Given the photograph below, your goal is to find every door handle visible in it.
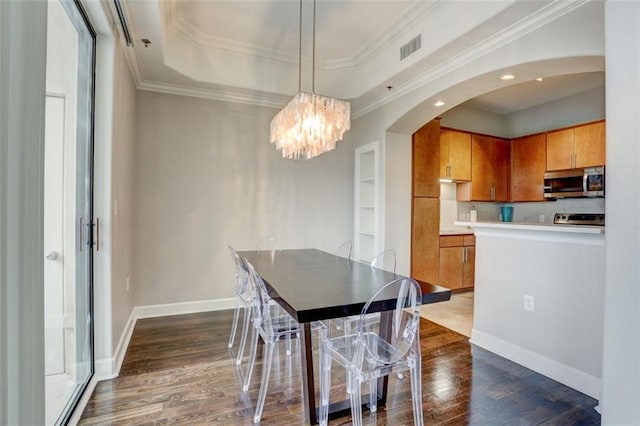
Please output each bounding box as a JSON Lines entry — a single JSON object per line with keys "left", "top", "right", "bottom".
{"left": 45, "top": 251, "right": 59, "bottom": 261}
{"left": 91, "top": 217, "right": 100, "bottom": 252}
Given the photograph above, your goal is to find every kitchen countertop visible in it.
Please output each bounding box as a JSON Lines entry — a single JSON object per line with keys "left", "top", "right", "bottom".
{"left": 454, "top": 221, "right": 605, "bottom": 235}
{"left": 440, "top": 228, "right": 474, "bottom": 236}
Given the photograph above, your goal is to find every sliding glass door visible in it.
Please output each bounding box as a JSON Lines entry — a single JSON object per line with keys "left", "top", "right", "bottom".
{"left": 44, "top": 0, "right": 95, "bottom": 424}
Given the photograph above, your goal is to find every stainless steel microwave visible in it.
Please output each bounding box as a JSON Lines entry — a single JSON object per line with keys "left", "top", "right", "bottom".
{"left": 543, "top": 166, "right": 605, "bottom": 199}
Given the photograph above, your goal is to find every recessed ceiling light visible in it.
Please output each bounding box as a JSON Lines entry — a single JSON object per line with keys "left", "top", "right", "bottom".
{"left": 535, "top": 77, "right": 544, "bottom": 82}
{"left": 500, "top": 74, "right": 516, "bottom": 81}
{"left": 434, "top": 100, "right": 445, "bottom": 107}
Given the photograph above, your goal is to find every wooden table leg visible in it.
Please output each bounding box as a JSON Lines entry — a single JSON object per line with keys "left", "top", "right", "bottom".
{"left": 300, "top": 322, "right": 318, "bottom": 425}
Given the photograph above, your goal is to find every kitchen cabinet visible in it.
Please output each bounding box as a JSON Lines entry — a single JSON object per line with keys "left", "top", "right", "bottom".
{"left": 457, "top": 134, "right": 510, "bottom": 202}
{"left": 440, "top": 128, "right": 471, "bottom": 181}
{"left": 413, "top": 119, "right": 441, "bottom": 198}
{"left": 412, "top": 197, "right": 440, "bottom": 284}
{"left": 439, "top": 234, "right": 475, "bottom": 290}
{"left": 546, "top": 120, "right": 605, "bottom": 171}
{"left": 411, "top": 119, "right": 441, "bottom": 284}
{"left": 511, "top": 133, "right": 546, "bottom": 201}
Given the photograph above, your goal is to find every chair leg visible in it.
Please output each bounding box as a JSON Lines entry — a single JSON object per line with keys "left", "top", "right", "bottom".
{"left": 349, "top": 370, "right": 363, "bottom": 426}
{"left": 253, "top": 341, "right": 275, "bottom": 423}
{"left": 369, "top": 376, "right": 377, "bottom": 413}
{"left": 228, "top": 300, "right": 241, "bottom": 348}
{"left": 410, "top": 357, "right": 424, "bottom": 426}
{"left": 285, "top": 316, "right": 292, "bottom": 355}
{"left": 235, "top": 305, "right": 251, "bottom": 365}
{"left": 243, "top": 326, "right": 259, "bottom": 391}
{"left": 318, "top": 344, "right": 332, "bottom": 426}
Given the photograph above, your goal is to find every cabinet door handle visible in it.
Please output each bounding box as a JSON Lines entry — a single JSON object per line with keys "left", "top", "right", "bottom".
{"left": 461, "top": 248, "right": 465, "bottom": 263}
{"left": 464, "top": 247, "right": 468, "bottom": 263}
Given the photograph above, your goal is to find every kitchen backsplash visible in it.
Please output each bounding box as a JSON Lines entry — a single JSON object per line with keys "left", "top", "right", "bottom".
{"left": 440, "top": 183, "right": 606, "bottom": 227}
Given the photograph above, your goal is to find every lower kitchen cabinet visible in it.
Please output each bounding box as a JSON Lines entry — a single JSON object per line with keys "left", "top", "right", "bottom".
{"left": 439, "top": 234, "right": 475, "bottom": 290}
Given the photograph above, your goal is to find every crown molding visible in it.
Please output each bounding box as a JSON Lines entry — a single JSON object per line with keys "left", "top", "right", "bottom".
{"left": 347, "top": 1, "right": 439, "bottom": 71}
{"left": 128, "top": 0, "right": 592, "bottom": 118}
{"left": 352, "top": 0, "right": 591, "bottom": 119}
{"left": 137, "top": 79, "right": 289, "bottom": 109}
{"left": 163, "top": 0, "right": 438, "bottom": 74}
{"left": 165, "top": 0, "right": 298, "bottom": 67}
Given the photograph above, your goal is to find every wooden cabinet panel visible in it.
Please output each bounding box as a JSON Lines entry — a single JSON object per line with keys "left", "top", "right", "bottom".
{"left": 411, "top": 197, "right": 439, "bottom": 284}
{"left": 546, "top": 128, "right": 574, "bottom": 171}
{"left": 511, "top": 134, "right": 546, "bottom": 201}
{"left": 462, "top": 246, "right": 475, "bottom": 287}
{"left": 439, "top": 247, "right": 463, "bottom": 289}
{"left": 469, "top": 134, "right": 493, "bottom": 201}
{"left": 493, "top": 139, "right": 511, "bottom": 201}
{"left": 440, "top": 235, "right": 464, "bottom": 247}
{"left": 574, "top": 121, "right": 605, "bottom": 167}
{"left": 459, "top": 134, "right": 510, "bottom": 201}
{"left": 413, "top": 120, "right": 441, "bottom": 198}
{"left": 546, "top": 121, "right": 606, "bottom": 171}
{"left": 438, "top": 234, "right": 475, "bottom": 290}
{"left": 440, "top": 129, "right": 471, "bottom": 181}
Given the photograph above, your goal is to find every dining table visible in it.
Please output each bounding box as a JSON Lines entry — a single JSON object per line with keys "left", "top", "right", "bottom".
{"left": 239, "top": 248, "right": 452, "bottom": 425}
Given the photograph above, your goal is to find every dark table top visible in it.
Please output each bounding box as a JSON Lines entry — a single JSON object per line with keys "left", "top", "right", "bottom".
{"left": 239, "top": 248, "right": 451, "bottom": 323}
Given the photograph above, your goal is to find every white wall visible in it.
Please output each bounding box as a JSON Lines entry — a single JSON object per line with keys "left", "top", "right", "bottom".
{"left": 507, "top": 86, "right": 605, "bottom": 137}
{"left": 472, "top": 230, "right": 605, "bottom": 398}
{"left": 384, "top": 132, "right": 412, "bottom": 275}
{"left": 440, "top": 106, "right": 509, "bottom": 137}
{"left": 441, "top": 85, "right": 605, "bottom": 140}
{"left": 110, "top": 40, "right": 137, "bottom": 353}
{"left": 601, "top": 1, "right": 640, "bottom": 423}
{"left": 132, "top": 91, "right": 354, "bottom": 305}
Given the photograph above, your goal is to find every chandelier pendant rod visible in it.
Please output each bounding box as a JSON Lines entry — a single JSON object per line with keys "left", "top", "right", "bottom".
{"left": 312, "top": 0, "right": 316, "bottom": 94}
{"left": 298, "top": 0, "right": 302, "bottom": 93}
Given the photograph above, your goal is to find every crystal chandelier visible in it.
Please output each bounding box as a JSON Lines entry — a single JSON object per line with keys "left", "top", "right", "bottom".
{"left": 270, "top": 0, "right": 351, "bottom": 160}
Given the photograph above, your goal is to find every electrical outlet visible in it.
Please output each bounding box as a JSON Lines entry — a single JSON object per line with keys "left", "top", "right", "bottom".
{"left": 126, "top": 276, "right": 130, "bottom": 292}
{"left": 524, "top": 295, "right": 535, "bottom": 312}
{"left": 539, "top": 214, "right": 545, "bottom": 223}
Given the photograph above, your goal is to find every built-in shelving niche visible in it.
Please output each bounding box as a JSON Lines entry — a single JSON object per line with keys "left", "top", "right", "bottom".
{"left": 354, "top": 141, "right": 381, "bottom": 263}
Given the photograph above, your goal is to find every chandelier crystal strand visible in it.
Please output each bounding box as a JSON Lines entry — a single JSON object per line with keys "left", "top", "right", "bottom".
{"left": 269, "top": 0, "right": 351, "bottom": 160}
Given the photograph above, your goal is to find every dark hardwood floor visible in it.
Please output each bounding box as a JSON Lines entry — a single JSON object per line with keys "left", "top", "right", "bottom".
{"left": 79, "top": 310, "right": 600, "bottom": 425}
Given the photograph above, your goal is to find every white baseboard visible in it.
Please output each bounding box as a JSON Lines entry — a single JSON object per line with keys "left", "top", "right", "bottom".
{"left": 94, "top": 298, "right": 236, "bottom": 380}
{"left": 75, "top": 298, "right": 235, "bottom": 422}
{"left": 134, "top": 298, "right": 235, "bottom": 319}
{"left": 94, "top": 310, "right": 136, "bottom": 380}
{"left": 470, "top": 328, "right": 601, "bottom": 400}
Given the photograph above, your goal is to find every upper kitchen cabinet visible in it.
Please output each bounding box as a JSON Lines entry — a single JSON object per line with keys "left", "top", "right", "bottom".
{"left": 546, "top": 120, "right": 606, "bottom": 171}
{"left": 440, "top": 128, "right": 471, "bottom": 181}
{"left": 412, "top": 119, "right": 441, "bottom": 198}
{"left": 458, "top": 134, "right": 510, "bottom": 202}
{"left": 511, "top": 133, "right": 546, "bottom": 202}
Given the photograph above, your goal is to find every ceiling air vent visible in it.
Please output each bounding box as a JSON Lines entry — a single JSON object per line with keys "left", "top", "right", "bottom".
{"left": 400, "top": 34, "right": 422, "bottom": 61}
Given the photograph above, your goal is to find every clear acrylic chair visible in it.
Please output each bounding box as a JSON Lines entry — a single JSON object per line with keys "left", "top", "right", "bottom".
{"left": 255, "top": 235, "right": 278, "bottom": 252}
{"left": 319, "top": 277, "right": 423, "bottom": 426}
{"left": 227, "top": 246, "right": 253, "bottom": 366}
{"left": 335, "top": 241, "right": 353, "bottom": 259}
{"left": 370, "top": 248, "right": 397, "bottom": 274}
{"left": 242, "top": 260, "right": 300, "bottom": 423}
{"left": 334, "top": 248, "right": 398, "bottom": 335}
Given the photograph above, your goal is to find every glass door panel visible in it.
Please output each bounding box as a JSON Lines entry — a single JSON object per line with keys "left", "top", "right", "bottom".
{"left": 44, "top": 0, "right": 95, "bottom": 424}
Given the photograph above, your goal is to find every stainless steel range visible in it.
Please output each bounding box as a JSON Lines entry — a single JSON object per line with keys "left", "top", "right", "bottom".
{"left": 553, "top": 213, "right": 605, "bottom": 226}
